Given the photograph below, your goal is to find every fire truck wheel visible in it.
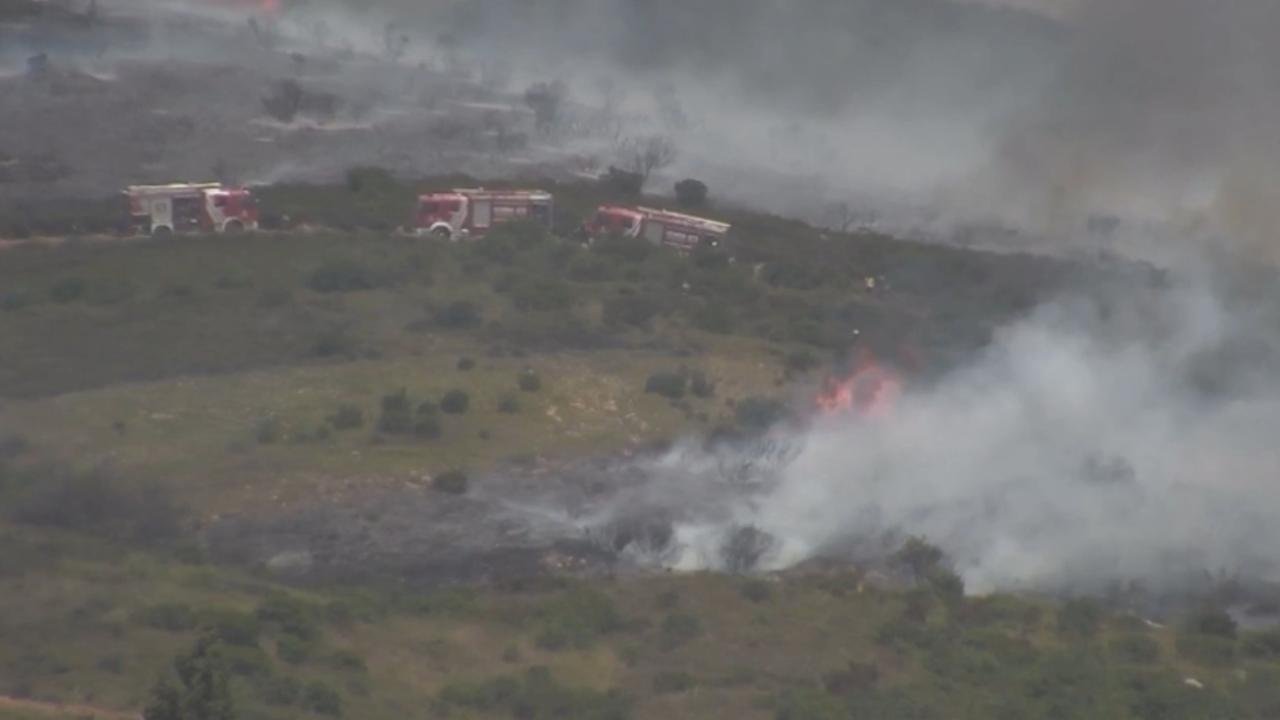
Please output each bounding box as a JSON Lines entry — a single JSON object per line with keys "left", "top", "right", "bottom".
{"left": 432, "top": 227, "right": 452, "bottom": 241}
{"left": 224, "top": 220, "right": 245, "bottom": 234}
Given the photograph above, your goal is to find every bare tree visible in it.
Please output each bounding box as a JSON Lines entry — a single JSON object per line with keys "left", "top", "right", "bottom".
{"left": 618, "top": 135, "right": 677, "bottom": 187}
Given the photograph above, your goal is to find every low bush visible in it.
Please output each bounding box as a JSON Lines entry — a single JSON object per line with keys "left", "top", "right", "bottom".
{"left": 535, "top": 588, "right": 623, "bottom": 651}
{"left": 255, "top": 416, "right": 283, "bottom": 444}
{"left": 201, "top": 609, "right": 261, "bottom": 647}
{"left": 441, "top": 389, "right": 470, "bottom": 415}
{"left": 8, "top": 465, "right": 184, "bottom": 542}
{"left": 659, "top": 613, "right": 702, "bottom": 650}
{"left": 1176, "top": 632, "right": 1236, "bottom": 667}
{"left": 1057, "top": 598, "right": 1104, "bottom": 639}
{"left": 517, "top": 369, "right": 542, "bottom": 392}
{"left": 645, "top": 371, "right": 687, "bottom": 400}
{"left": 652, "top": 671, "right": 694, "bottom": 694}
{"left": 1184, "top": 606, "right": 1237, "bottom": 639}
{"left": 326, "top": 650, "right": 367, "bottom": 673}
{"left": 1110, "top": 633, "right": 1160, "bottom": 664}
{"left": 690, "top": 370, "right": 715, "bottom": 399}
{"left": 433, "top": 470, "right": 469, "bottom": 495}
{"left": 786, "top": 349, "right": 821, "bottom": 374}
{"left": 498, "top": 394, "right": 521, "bottom": 414}
{"left": 740, "top": 579, "right": 773, "bottom": 604}
{"left": 135, "top": 603, "right": 197, "bottom": 632}
{"left": 508, "top": 277, "right": 574, "bottom": 312}
{"left": 734, "top": 396, "right": 787, "bottom": 431}
{"left": 378, "top": 389, "right": 414, "bottom": 434}
{"left": 328, "top": 404, "right": 364, "bottom": 431}
{"left": 307, "top": 259, "right": 377, "bottom": 293}
{"left": 601, "top": 166, "right": 643, "bottom": 196}
{"left": 437, "top": 301, "right": 481, "bottom": 329}
{"left": 774, "top": 688, "right": 846, "bottom": 720}
{"left": 604, "top": 294, "right": 661, "bottom": 328}
{"left": 276, "top": 634, "right": 313, "bottom": 665}
{"left": 255, "top": 594, "right": 320, "bottom": 642}
{"left": 302, "top": 680, "right": 343, "bottom": 717}
{"left": 457, "top": 356, "right": 477, "bottom": 371}
{"left": 437, "top": 666, "right": 631, "bottom": 719}
{"left": 49, "top": 277, "right": 87, "bottom": 303}
{"left": 258, "top": 675, "right": 301, "bottom": 706}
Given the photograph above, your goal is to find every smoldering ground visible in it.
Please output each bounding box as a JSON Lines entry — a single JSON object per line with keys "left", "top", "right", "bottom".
{"left": 206, "top": 260, "right": 1280, "bottom": 603}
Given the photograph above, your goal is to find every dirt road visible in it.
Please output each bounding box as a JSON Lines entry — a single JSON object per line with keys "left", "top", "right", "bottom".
{"left": 0, "top": 694, "right": 140, "bottom": 720}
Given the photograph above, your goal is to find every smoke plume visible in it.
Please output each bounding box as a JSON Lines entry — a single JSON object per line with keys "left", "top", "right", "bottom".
{"left": 585, "top": 270, "right": 1280, "bottom": 596}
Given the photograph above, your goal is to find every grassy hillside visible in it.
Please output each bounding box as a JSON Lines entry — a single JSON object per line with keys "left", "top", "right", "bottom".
{"left": 0, "top": 174, "right": 1207, "bottom": 720}
{"left": 3, "top": 524, "right": 1280, "bottom": 720}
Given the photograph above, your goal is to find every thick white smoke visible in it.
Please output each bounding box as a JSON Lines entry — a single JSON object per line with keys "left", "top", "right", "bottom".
{"left": 604, "top": 272, "right": 1280, "bottom": 595}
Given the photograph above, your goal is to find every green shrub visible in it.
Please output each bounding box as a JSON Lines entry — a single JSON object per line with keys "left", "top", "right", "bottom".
{"left": 660, "top": 613, "right": 702, "bottom": 650}
{"left": 691, "top": 302, "right": 734, "bottom": 334}
{"left": 1184, "top": 606, "right": 1237, "bottom": 638}
{"left": 645, "top": 371, "right": 687, "bottom": 400}
{"left": 786, "top": 350, "right": 821, "bottom": 374}
{"left": 255, "top": 594, "right": 319, "bottom": 642}
{"left": 135, "top": 603, "right": 197, "bottom": 632}
{"left": 327, "top": 650, "right": 367, "bottom": 673}
{"left": 441, "top": 389, "right": 470, "bottom": 415}
{"left": 378, "top": 389, "right": 414, "bottom": 434}
{"left": 433, "top": 470, "right": 469, "bottom": 495}
{"left": 690, "top": 370, "right": 715, "bottom": 399}
{"left": 1242, "top": 629, "right": 1280, "bottom": 659}
{"left": 438, "top": 666, "right": 631, "bottom": 719}
{"left": 221, "top": 645, "right": 274, "bottom": 679}
{"left": 457, "top": 356, "right": 477, "bottom": 371}
{"left": 414, "top": 414, "right": 443, "bottom": 440}
{"left": 601, "top": 166, "right": 643, "bottom": 195}
{"left": 1, "top": 290, "right": 32, "bottom": 311}
{"left": 437, "top": 301, "right": 481, "bottom": 329}
{"left": 517, "top": 369, "right": 542, "bottom": 392}
{"left": 823, "top": 661, "right": 879, "bottom": 696}
{"left": 276, "top": 634, "right": 313, "bottom": 665}
{"left": 1176, "top": 632, "right": 1236, "bottom": 667}
{"left": 774, "top": 688, "right": 846, "bottom": 720}
{"left": 200, "top": 609, "right": 261, "bottom": 647}
{"left": 49, "top": 277, "right": 87, "bottom": 303}
{"left": 740, "top": 579, "right": 773, "bottom": 604}
{"left": 302, "top": 680, "right": 343, "bottom": 717}
{"left": 509, "top": 278, "right": 573, "bottom": 312}
{"left": 1057, "top": 598, "right": 1105, "bottom": 639}
{"left": 592, "top": 235, "right": 652, "bottom": 262}
{"left": 535, "top": 588, "right": 623, "bottom": 651}
{"left": 258, "top": 674, "right": 301, "bottom": 706}
{"left": 311, "top": 327, "right": 357, "bottom": 358}
{"left": 328, "top": 404, "right": 364, "bottom": 431}
{"left": 734, "top": 396, "right": 787, "bottom": 431}
{"left": 498, "top": 394, "right": 521, "bottom": 414}
{"left": 255, "top": 416, "right": 283, "bottom": 444}
{"left": 1110, "top": 633, "right": 1160, "bottom": 664}
{"left": 307, "top": 259, "right": 376, "bottom": 293}
{"left": 653, "top": 671, "right": 694, "bottom": 694}
{"left": 604, "top": 294, "right": 661, "bottom": 328}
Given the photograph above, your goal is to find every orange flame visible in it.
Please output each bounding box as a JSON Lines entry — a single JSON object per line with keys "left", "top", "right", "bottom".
{"left": 816, "top": 349, "right": 903, "bottom": 419}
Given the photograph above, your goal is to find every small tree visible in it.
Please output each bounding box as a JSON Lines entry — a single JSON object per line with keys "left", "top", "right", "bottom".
{"left": 619, "top": 135, "right": 677, "bottom": 188}
{"left": 378, "top": 389, "right": 413, "bottom": 434}
{"left": 674, "top": 179, "right": 708, "bottom": 207}
{"left": 143, "top": 635, "right": 235, "bottom": 720}
{"left": 524, "top": 80, "right": 566, "bottom": 135}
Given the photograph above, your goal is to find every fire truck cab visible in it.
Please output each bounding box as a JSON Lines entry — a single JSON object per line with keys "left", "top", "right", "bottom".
{"left": 125, "top": 183, "right": 259, "bottom": 236}
{"left": 413, "top": 188, "right": 554, "bottom": 241}
{"left": 583, "top": 206, "right": 731, "bottom": 252}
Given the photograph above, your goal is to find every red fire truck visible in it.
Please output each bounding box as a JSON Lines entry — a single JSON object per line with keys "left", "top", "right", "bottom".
{"left": 412, "top": 188, "right": 554, "bottom": 240}
{"left": 583, "top": 206, "right": 731, "bottom": 252}
{"left": 125, "top": 183, "right": 259, "bottom": 236}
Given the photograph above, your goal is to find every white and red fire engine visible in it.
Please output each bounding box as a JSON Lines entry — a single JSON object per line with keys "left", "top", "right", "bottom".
{"left": 413, "top": 188, "right": 554, "bottom": 240}
{"left": 583, "top": 206, "right": 731, "bottom": 252}
{"left": 125, "top": 183, "right": 259, "bottom": 236}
